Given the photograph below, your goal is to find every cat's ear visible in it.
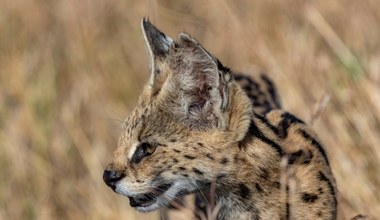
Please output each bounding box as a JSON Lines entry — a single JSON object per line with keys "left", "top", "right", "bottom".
{"left": 141, "top": 18, "right": 173, "bottom": 85}
{"left": 173, "top": 33, "right": 232, "bottom": 129}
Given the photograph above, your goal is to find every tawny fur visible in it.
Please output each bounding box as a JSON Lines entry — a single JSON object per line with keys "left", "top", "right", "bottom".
{"left": 103, "top": 19, "right": 337, "bottom": 220}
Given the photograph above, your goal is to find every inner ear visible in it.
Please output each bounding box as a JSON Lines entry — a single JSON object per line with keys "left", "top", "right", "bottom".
{"left": 178, "top": 33, "right": 216, "bottom": 65}
{"left": 141, "top": 18, "right": 173, "bottom": 88}
{"left": 171, "top": 33, "right": 232, "bottom": 129}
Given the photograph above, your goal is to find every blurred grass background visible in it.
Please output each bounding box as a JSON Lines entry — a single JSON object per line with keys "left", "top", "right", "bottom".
{"left": 1, "top": 0, "right": 379, "bottom": 219}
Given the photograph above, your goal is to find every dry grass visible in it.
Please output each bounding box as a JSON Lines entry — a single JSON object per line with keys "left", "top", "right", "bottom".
{"left": 1, "top": 0, "right": 380, "bottom": 219}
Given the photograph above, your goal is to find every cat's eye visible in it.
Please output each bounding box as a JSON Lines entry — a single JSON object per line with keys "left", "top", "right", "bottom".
{"left": 142, "top": 142, "right": 156, "bottom": 155}
{"left": 131, "top": 142, "right": 157, "bottom": 164}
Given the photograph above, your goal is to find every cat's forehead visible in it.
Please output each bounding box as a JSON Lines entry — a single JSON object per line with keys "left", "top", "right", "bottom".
{"left": 121, "top": 106, "right": 147, "bottom": 137}
{"left": 122, "top": 104, "right": 164, "bottom": 134}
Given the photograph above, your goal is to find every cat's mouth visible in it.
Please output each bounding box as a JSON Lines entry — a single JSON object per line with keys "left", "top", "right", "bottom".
{"left": 128, "top": 183, "right": 173, "bottom": 208}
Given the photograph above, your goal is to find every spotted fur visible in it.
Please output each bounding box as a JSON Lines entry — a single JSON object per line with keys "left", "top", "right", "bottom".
{"left": 103, "top": 19, "right": 337, "bottom": 220}
{"left": 234, "top": 73, "right": 281, "bottom": 115}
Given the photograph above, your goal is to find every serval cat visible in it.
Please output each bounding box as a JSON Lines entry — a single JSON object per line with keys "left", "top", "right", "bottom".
{"left": 103, "top": 19, "right": 337, "bottom": 220}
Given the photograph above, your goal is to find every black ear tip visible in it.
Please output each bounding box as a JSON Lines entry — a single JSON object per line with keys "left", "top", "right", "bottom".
{"left": 141, "top": 18, "right": 163, "bottom": 35}
{"left": 141, "top": 17, "right": 151, "bottom": 29}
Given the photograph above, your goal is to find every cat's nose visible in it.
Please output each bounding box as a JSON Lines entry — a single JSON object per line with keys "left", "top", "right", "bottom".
{"left": 103, "top": 169, "right": 125, "bottom": 190}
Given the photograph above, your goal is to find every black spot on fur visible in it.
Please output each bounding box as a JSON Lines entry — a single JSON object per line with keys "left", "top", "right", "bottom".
{"left": 277, "top": 112, "right": 304, "bottom": 138}
{"left": 318, "top": 187, "right": 324, "bottom": 194}
{"left": 318, "top": 171, "right": 337, "bottom": 218}
{"left": 288, "top": 151, "right": 302, "bottom": 165}
{"left": 173, "top": 158, "right": 178, "bottom": 163}
{"left": 317, "top": 211, "right": 323, "bottom": 217}
{"left": 241, "top": 119, "right": 284, "bottom": 156}
{"left": 273, "top": 181, "right": 280, "bottom": 189}
{"left": 233, "top": 74, "right": 244, "bottom": 81}
{"left": 259, "top": 167, "right": 269, "bottom": 180}
{"left": 298, "top": 129, "right": 330, "bottom": 166}
{"left": 197, "top": 143, "right": 204, "bottom": 147}
{"left": 181, "top": 174, "right": 189, "bottom": 177}
{"left": 253, "top": 102, "right": 264, "bottom": 107}
{"left": 233, "top": 154, "right": 238, "bottom": 163}
{"left": 255, "top": 111, "right": 304, "bottom": 139}
{"left": 178, "top": 167, "right": 186, "bottom": 171}
{"left": 303, "top": 151, "right": 313, "bottom": 165}
{"left": 255, "top": 183, "right": 263, "bottom": 193}
{"left": 262, "top": 100, "right": 270, "bottom": 110}
{"left": 248, "top": 94, "right": 258, "bottom": 100}
{"left": 173, "top": 149, "right": 181, "bottom": 153}
{"left": 169, "top": 139, "right": 177, "bottom": 142}
{"left": 287, "top": 150, "right": 313, "bottom": 165}
{"left": 239, "top": 183, "right": 251, "bottom": 199}
{"left": 301, "top": 193, "right": 319, "bottom": 203}
{"left": 205, "top": 153, "right": 214, "bottom": 160}
{"left": 184, "top": 155, "right": 196, "bottom": 160}
{"left": 192, "top": 168, "right": 204, "bottom": 175}
{"left": 220, "top": 157, "right": 229, "bottom": 164}
{"left": 243, "top": 85, "right": 253, "bottom": 92}
{"left": 318, "top": 171, "right": 328, "bottom": 182}
{"left": 254, "top": 112, "right": 279, "bottom": 135}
